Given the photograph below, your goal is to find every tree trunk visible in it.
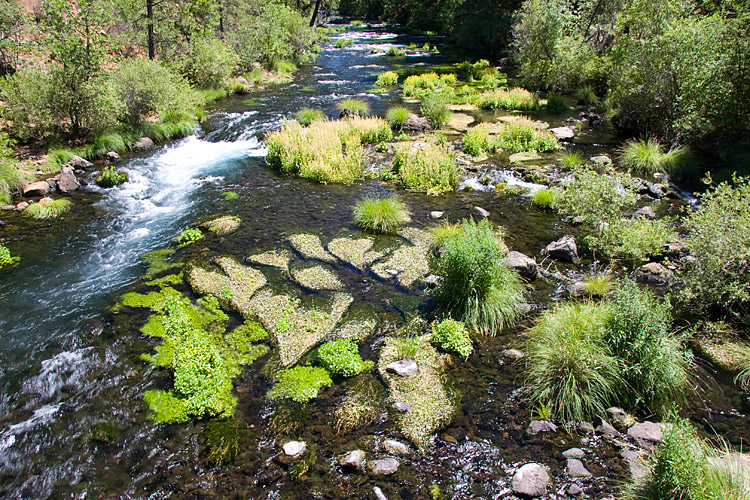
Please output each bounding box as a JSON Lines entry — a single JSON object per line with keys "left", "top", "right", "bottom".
{"left": 309, "top": 0, "right": 321, "bottom": 27}
{"left": 147, "top": 0, "right": 155, "bottom": 59}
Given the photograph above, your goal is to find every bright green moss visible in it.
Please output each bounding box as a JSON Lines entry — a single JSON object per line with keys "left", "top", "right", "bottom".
{"left": 318, "top": 339, "right": 373, "bottom": 377}
{"left": 121, "top": 287, "right": 183, "bottom": 311}
{"left": 431, "top": 318, "right": 473, "bottom": 358}
{"left": 144, "top": 272, "right": 183, "bottom": 287}
{"left": 267, "top": 366, "right": 333, "bottom": 403}
{"left": 144, "top": 390, "right": 190, "bottom": 424}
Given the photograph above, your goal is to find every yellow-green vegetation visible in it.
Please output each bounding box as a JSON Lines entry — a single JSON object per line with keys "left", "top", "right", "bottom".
{"left": 495, "top": 183, "right": 524, "bottom": 197}
{"left": 177, "top": 227, "right": 203, "bottom": 247}
{"left": 141, "top": 248, "right": 180, "bottom": 277}
{"left": 458, "top": 60, "right": 506, "bottom": 86}
{"left": 317, "top": 338, "right": 373, "bottom": 377}
{"left": 290, "top": 263, "right": 344, "bottom": 290}
{"left": 247, "top": 249, "right": 293, "bottom": 271}
{"left": 385, "top": 106, "right": 411, "bottom": 130}
{"left": 462, "top": 123, "right": 494, "bottom": 156}
{"left": 0, "top": 159, "right": 35, "bottom": 205}
{"left": 399, "top": 226, "right": 436, "bottom": 248}
{"left": 327, "top": 237, "right": 382, "bottom": 270}
{"left": 429, "top": 218, "right": 523, "bottom": 335}
{"left": 431, "top": 318, "right": 473, "bottom": 358}
{"left": 265, "top": 118, "right": 391, "bottom": 183}
{"left": 288, "top": 233, "right": 336, "bottom": 262}
{"left": 353, "top": 195, "right": 410, "bottom": 234}
{"left": 295, "top": 107, "right": 325, "bottom": 126}
{"left": 576, "top": 86, "right": 599, "bottom": 105}
{"left": 337, "top": 98, "right": 370, "bottom": 117}
{"left": 378, "top": 333, "right": 457, "bottom": 448}
{"left": 202, "top": 215, "right": 241, "bottom": 236}
{"left": 334, "top": 374, "right": 386, "bottom": 434}
{"left": 545, "top": 93, "right": 567, "bottom": 113}
{"left": 582, "top": 273, "right": 615, "bottom": 297}
{"left": 144, "top": 272, "right": 183, "bottom": 288}
{"left": 462, "top": 119, "right": 559, "bottom": 155}
{"left": 421, "top": 94, "right": 452, "bottom": 129}
{"left": 402, "top": 72, "right": 457, "bottom": 98}
{"left": 220, "top": 191, "right": 239, "bottom": 200}
{"left": 618, "top": 137, "right": 695, "bottom": 178}
{"left": 561, "top": 150, "right": 584, "bottom": 169}
{"left": 393, "top": 143, "right": 460, "bottom": 195}
{"left": 531, "top": 188, "right": 558, "bottom": 208}
{"left": 23, "top": 199, "right": 72, "bottom": 220}
{"left": 186, "top": 256, "right": 267, "bottom": 316}
{"left": 471, "top": 88, "right": 539, "bottom": 110}
{"left": 372, "top": 245, "right": 430, "bottom": 288}
{"left": 335, "top": 38, "right": 353, "bottom": 48}
{"left": 587, "top": 217, "right": 676, "bottom": 267}
{"left": 95, "top": 166, "right": 129, "bottom": 188}
{"left": 375, "top": 71, "right": 399, "bottom": 86}
{"left": 0, "top": 244, "right": 19, "bottom": 270}
{"left": 266, "top": 365, "right": 332, "bottom": 403}
{"left": 693, "top": 322, "right": 750, "bottom": 373}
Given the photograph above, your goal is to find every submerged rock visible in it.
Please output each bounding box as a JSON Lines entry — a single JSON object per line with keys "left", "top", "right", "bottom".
{"left": 384, "top": 439, "right": 410, "bottom": 456}
{"left": 527, "top": 420, "right": 558, "bottom": 435}
{"left": 504, "top": 251, "right": 539, "bottom": 280}
{"left": 627, "top": 421, "right": 664, "bottom": 451}
{"left": 544, "top": 235, "right": 579, "bottom": 263}
{"left": 290, "top": 263, "right": 344, "bottom": 291}
{"left": 372, "top": 245, "right": 429, "bottom": 288}
{"left": 473, "top": 206, "right": 490, "bottom": 218}
{"left": 339, "top": 449, "right": 365, "bottom": 468}
{"left": 133, "top": 137, "right": 154, "bottom": 150}
{"left": 373, "top": 486, "right": 388, "bottom": 500}
{"left": 282, "top": 440, "right": 307, "bottom": 457}
{"left": 567, "top": 458, "right": 592, "bottom": 478}
{"left": 247, "top": 249, "right": 293, "bottom": 272}
{"left": 385, "top": 359, "right": 418, "bottom": 377}
{"left": 105, "top": 151, "right": 120, "bottom": 162}
{"left": 186, "top": 256, "right": 267, "bottom": 316}
{"left": 289, "top": 233, "right": 336, "bottom": 262}
{"left": 430, "top": 211, "right": 444, "bottom": 219}
{"left": 327, "top": 237, "right": 381, "bottom": 270}
{"left": 202, "top": 215, "right": 241, "bottom": 236}
{"left": 511, "top": 463, "right": 549, "bottom": 498}
{"left": 369, "top": 458, "right": 400, "bottom": 475}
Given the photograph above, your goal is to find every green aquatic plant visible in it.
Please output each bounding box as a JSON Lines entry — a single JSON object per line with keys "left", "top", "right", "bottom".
{"left": 431, "top": 318, "right": 473, "bottom": 358}
{"left": 385, "top": 106, "right": 411, "bottom": 130}
{"left": 375, "top": 71, "right": 399, "bottom": 86}
{"left": 295, "top": 107, "right": 325, "bottom": 126}
{"left": 220, "top": 191, "right": 238, "bottom": 200}
{"left": 337, "top": 98, "right": 370, "bottom": 117}
{"left": 205, "top": 419, "right": 245, "bottom": 464}
{"left": 177, "top": 227, "right": 203, "bottom": 247}
{"left": 546, "top": 93, "right": 567, "bottom": 113}
{"left": 334, "top": 374, "right": 386, "bottom": 434}
{"left": 267, "top": 365, "right": 333, "bottom": 403}
{"left": 352, "top": 195, "right": 410, "bottom": 234}
{"left": 334, "top": 38, "right": 353, "bottom": 48}
{"left": 494, "top": 117, "right": 560, "bottom": 153}
{"left": 531, "top": 188, "right": 558, "bottom": 208}
{"left": 561, "top": 150, "right": 584, "bottom": 169}
{"left": 23, "top": 199, "right": 72, "bottom": 219}
{"left": 0, "top": 244, "right": 19, "bottom": 269}
{"left": 95, "top": 166, "right": 129, "bottom": 188}
{"left": 394, "top": 144, "right": 459, "bottom": 195}
{"left": 317, "top": 339, "right": 372, "bottom": 377}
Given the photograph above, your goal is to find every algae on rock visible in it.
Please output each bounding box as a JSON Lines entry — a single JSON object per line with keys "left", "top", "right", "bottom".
{"left": 372, "top": 245, "right": 430, "bottom": 288}
{"left": 247, "top": 249, "right": 293, "bottom": 272}
{"left": 334, "top": 374, "right": 387, "bottom": 434}
{"left": 327, "top": 237, "right": 383, "bottom": 270}
{"left": 186, "top": 256, "right": 267, "bottom": 316}
{"left": 289, "top": 233, "right": 336, "bottom": 262}
{"left": 290, "top": 263, "right": 344, "bottom": 291}
{"left": 202, "top": 215, "right": 241, "bottom": 236}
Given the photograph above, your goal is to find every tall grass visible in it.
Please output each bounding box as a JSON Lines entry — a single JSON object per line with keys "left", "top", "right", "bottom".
{"left": 546, "top": 93, "right": 567, "bottom": 113}
{"left": 494, "top": 118, "right": 560, "bottom": 153}
{"left": 618, "top": 137, "right": 695, "bottom": 178}
{"left": 385, "top": 107, "right": 411, "bottom": 131}
{"left": 295, "top": 108, "right": 325, "bottom": 126}
{"left": 561, "top": 150, "right": 583, "bottom": 169}
{"left": 0, "top": 161, "right": 35, "bottom": 205}
{"left": 576, "top": 86, "right": 599, "bottom": 105}
{"left": 23, "top": 198, "right": 72, "bottom": 219}
{"left": 337, "top": 98, "right": 370, "bottom": 117}
{"left": 393, "top": 144, "right": 460, "bottom": 195}
{"left": 420, "top": 94, "right": 451, "bottom": 129}
{"left": 531, "top": 188, "right": 558, "bottom": 208}
{"left": 472, "top": 88, "right": 539, "bottom": 111}
{"left": 463, "top": 124, "right": 493, "bottom": 156}
{"left": 353, "top": 195, "right": 410, "bottom": 234}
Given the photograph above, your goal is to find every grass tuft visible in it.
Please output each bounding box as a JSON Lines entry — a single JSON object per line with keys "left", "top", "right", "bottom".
{"left": 23, "top": 198, "right": 72, "bottom": 219}
{"left": 295, "top": 108, "right": 325, "bottom": 126}
{"left": 531, "top": 188, "right": 558, "bottom": 208}
{"left": 337, "top": 98, "right": 370, "bottom": 117}
{"left": 420, "top": 94, "right": 451, "bottom": 129}
{"left": 472, "top": 88, "right": 539, "bottom": 111}
{"left": 618, "top": 138, "right": 695, "bottom": 178}
{"left": 385, "top": 106, "right": 411, "bottom": 131}
{"left": 393, "top": 144, "right": 460, "bottom": 195}
{"left": 353, "top": 195, "right": 410, "bottom": 234}
{"left": 546, "top": 93, "right": 567, "bottom": 113}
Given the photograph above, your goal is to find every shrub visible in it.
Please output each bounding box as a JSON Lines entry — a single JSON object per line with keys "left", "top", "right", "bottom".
{"left": 546, "top": 93, "right": 567, "bottom": 113}
{"left": 576, "top": 86, "right": 599, "bottom": 106}
{"left": 394, "top": 144, "right": 460, "bottom": 195}
{"left": 618, "top": 138, "right": 695, "bottom": 178}
{"left": 402, "top": 72, "right": 456, "bottom": 99}
{"left": 0, "top": 244, "right": 19, "bottom": 269}
{"left": 557, "top": 167, "right": 638, "bottom": 225}
{"left": 429, "top": 218, "right": 524, "bottom": 335}
{"left": 96, "top": 166, "right": 129, "bottom": 188}
{"left": 295, "top": 107, "right": 325, "bottom": 126}
{"left": 178, "top": 227, "right": 203, "bottom": 247}
{"left": 1, "top": 68, "right": 56, "bottom": 140}
{"left": 0, "top": 160, "right": 34, "bottom": 205}
{"left": 532, "top": 188, "right": 557, "bottom": 208}
{"left": 267, "top": 366, "right": 332, "bottom": 403}
{"left": 494, "top": 117, "right": 560, "bottom": 153}
{"left": 353, "top": 195, "right": 410, "bottom": 234}
{"left": 421, "top": 94, "right": 451, "bottom": 129}
{"left": 472, "top": 88, "right": 539, "bottom": 111}
{"left": 431, "top": 318, "right": 473, "bottom": 358}
{"left": 586, "top": 217, "right": 675, "bottom": 267}
{"left": 462, "top": 124, "right": 493, "bottom": 156}
{"left": 179, "top": 38, "right": 238, "bottom": 90}
{"left": 317, "top": 339, "right": 372, "bottom": 377}
{"left": 375, "top": 71, "right": 399, "bottom": 86}
{"left": 385, "top": 106, "right": 411, "bottom": 130}
{"left": 525, "top": 301, "right": 621, "bottom": 423}
{"left": 386, "top": 46, "right": 405, "bottom": 57}
{"left": 337, "top": 98, "right": 370, "bottom": 117}
{"left": 23, "top": 199, "right": 72, "bottom": 219}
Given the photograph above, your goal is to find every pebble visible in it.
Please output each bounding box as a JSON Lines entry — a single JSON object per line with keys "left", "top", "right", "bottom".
{"left": 393, "top": 402, "right": 411, "bottom": 412}
{"left": 568, "top": 484, "right": 584, "bottom": 496}
{"left": 502, "top": 349, "right": 524, "bottom": 359}
{"left": 369, "top": 458, "right": 400, "bottom": 475}
{"left": 339, "top": 449, "right": 365, "bottom": 468}
{"left": 473, "top": 206, "right": 490, "bottom": 218}
{"left": 384, "top": 439, "right": 410, "bottom": 456}
{"left": 562, "top": 448, "right": 585, "bottom": 458}
{"left": 527, "top": 420, "right": 558, "bottom": 435}
{"left": 282, "top": 441, "right": 306, "bottom": 457}
{"left": 385, "top": 359, "right": 418, "bottom": 377}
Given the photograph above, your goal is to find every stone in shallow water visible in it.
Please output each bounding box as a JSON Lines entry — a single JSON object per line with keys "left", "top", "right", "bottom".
{"left": 596, "top": 420, "right": 620, "bottom": 438}
{"left": 397, "top": 227, "right": 434, "bottom": 248}
{"left": 430, "top": 211, "right": 443, "bottom": 219}
{"left": 568, "top": 484, "right": 584, "bottom": 496}
{"left": 327, "top": 237, "right": 381, "bottom": 270}
{"left": 563, "top": 448, "right": 585, "bottom": 459}
{"left": 282, "top": 440, "right": 306, "bottom": 457}
{"left": 288, "top": 233, "right": 336, "bottom": 262}
{"left": 369, "top": 458, "right": 399, "bottom": 475}
{"left": 504, "top": 251, "right": 539, "bottom": 280}
{"left": 202, "top": 215, "right": 241, "bottom": 236}
{"left": 511, "top": 463, "right": 549, "bottom": 498}
{"left": 186, "top": 256, "right": 266, "bottom": 316}
{"left": 527, "top": 420, "right": 557, "bottom": 435}
{"left": 567, "top": 458, "right": 592, "bottom": 478}
{"left": 385, "top": 359, "right": 418, "bottom": 377}
{"left": 384, "top": 439, "right": 410, "bottom": 456}
{"left": 393, "top": 402, "right": 411, "bottom": 413}
{"left": 339, "top": 449, "right": 365, "bottom": 468}
{"left": 502, "top": 349, "right": 525, "bottom": 359}
{"left": 247, "top": 249, "right": 293, "bottom": 271}
{"left": 544, "top": 235, "right": 579, "bottom": 263}
{"left": 334, "top": 318, "right": 377, "bottom": 341}
{"left": 473, "top": 206, "right": 490, "bottom": 218}
{"left": 290, "top": 263, "right": 344, "bottom": 291}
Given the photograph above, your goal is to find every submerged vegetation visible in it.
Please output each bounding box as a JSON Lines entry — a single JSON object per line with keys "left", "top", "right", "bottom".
{"left": 0, "top": 244, "right": 19, "bottom": 269}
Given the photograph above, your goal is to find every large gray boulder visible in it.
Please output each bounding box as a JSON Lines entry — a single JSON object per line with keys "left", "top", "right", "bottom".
{"left": 504, "top": 251, "right": 539, "bottom": 280}
{"left": 511, "top": 463, "right": 549, "bottom": 498}
{"left": 403, "top": 115, "right": 430, "bottom": 132}
{"left": 65, "top": 155, "right": 93, "bottom": 169}
{"left": 627, "top": 421, "right": 665, "bottom": 451}
{"left": 550, "top": 126, "right": 575, "bottom": 141}
{"left": 133, "top": 137, "right": 154, "bottom": 150}
{"left": 22, "top": 181, "right": 50, "bottom": 197}
{"left": 55, "top": 166, "right": 79, "bottom": 193}
{"left": 544, "top": 235, "right": 579, "bottom": 263}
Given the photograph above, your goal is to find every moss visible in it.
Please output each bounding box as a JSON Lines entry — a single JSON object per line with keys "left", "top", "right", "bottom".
{"left": 121, "top": 286, "right": 183, "bottom": 311}
{"left": 318, "top": 338, "right": 372, "bottom": 377}
{"left": 398, "top": 227, "right": 436, "bottom": 248}
{"left": 202, "top": 215, "right": 241, "bottom": 236}
{"left": 186, "top": 256, "right": 267, "bottom": 316}
{"left": 177, "top": 227, "right": 203, "bottom": 247}
{"left": 694, "top": 323, "right": 750, "bottom": 372}
{"left": 144, "top": 272, "right": 183, "bottom": 288}
{"left": 141, "top": 248, "right": 181, "bottom": 278}
{"left": 327, "top": 237, "right": 382, "bottom": 270}
{"left": 372, "top": 245, "right": 430, "bottom": 288}
{"left": 290, "top": 263, "right": 344, "bottom": 291}
{"left": 334, "top": 318, "right": 378, "bottom": 341}
{"left": 141, "top": 314, "right": 167, "bottom": 337}
{"left": 267, "top": 365, "right": 333, "bottom": 403}
{"left": 247, "top": 249, "right": 293, "bottom": 271}
{"left": 288, "top": 233, "right": 336, "bottom": 262}
{"left": 334, "top": 374, "right": 386, "bottom": 434}
{"left": 87, "top": 421, "right": 117, "bottom": 443}
{"left": 144, "top": 390, "right": 191, "bottom": 424}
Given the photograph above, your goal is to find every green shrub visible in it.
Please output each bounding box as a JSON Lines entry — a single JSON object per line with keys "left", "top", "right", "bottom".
{"left": 420, "top": 94, "right": 451, "bottom": 129}
{"left": 557, "top": 167, "right": 638, "bottom": 225}
{"left": 582, "top": 273, "right": 615, "bottom": 297}
{"left": 462, "top": 124, "right": 492, "bottom": 156}
{"left": 317, "top": 339, "right": 372, "bottom": 377}
{"left": 494, "top": 117, "right": 560, "bottom": 153}
{"left": 386, "top": 46, "right": 405, "bottom": 57}
{"left": 394, "top": 144, "right": 460, "bottom": 195}
{"left": 402, "top": 72, "right": 456, "bottom": 99}
{"left": 96, "top": 166, "right": 129, "bottom": 188}
{"left": 431, "top": 318, "right": 473, "bottom": 358}
{"left": 575, "top": 86, "right": 599, "bottom": 106}
{"left": 618, "top": 138, "right": 695, "bottom": 178}
{"left": 585, "top": 216, "right": 675, "bottom": 266}
{"left": 531, "top": 188, "right": 557, "bottom": 208}
{"left": 335, "top": 38, "right": 353, "bottom": 48}
{"left": 267, "top": 365, "right": 333, "bottom": 403}
{"left": 0, "top": 243, "right": 19, "bottom": 269}
{"left": 23, "top": 199, "right": 72, "bottom": 219}
{"left": 272, "top": 60, "right": 297, "bottom": 75}
{"left": 0, "top": 160, "right": 34, "bottom": 205}
{"left": 178, "top": 227, "right": 203, "bottom": 247}
{"left": 353, "top": 195, "right": 410, "bottom": 234}
{"left": 337, "top": 98, "right": 370, "bottom": 117}
{"left": 385, "top": 106, "right": 411, "bottom": 130}
{"left": 179, "top": 38, "right": 238, "bottom": 90}
{"left": 429, "top": 218, "right": 524, "bottom": 335}
{"left": 472, "top": 88, "right": 539, "bottom": 111}
{"left": 375, "top": 71, "right": 399, "bottom": 86}
{"left": 525, "top": 301, "right": 621, "bottom": 423}
{"left": 296, "top": 107, "right": 325, "bottom": 126}
{"left": 546, "top": 93, "right": 567, "bottom": 113}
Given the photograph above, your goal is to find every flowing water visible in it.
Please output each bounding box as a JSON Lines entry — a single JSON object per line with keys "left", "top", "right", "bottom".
{"left": 0, "top": 25, "right": 747, "bottom": 500}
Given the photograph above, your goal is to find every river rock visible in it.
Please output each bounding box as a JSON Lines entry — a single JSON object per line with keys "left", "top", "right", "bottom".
{"left": 550, "top": 126, "right": 575, "bottom": 141}
{"left": 403, "top": 115, "right": 430, "bottom": 132}
{"left": 544, "top": 235, "right": 579, "bottom": 263}
{"left": 504, "top": 251, "right": 539, "bottom": 280}
{"left": 55, "top": 166, "right": 79, "bottom": 193}
{"left": 566, "top": 282, "right": 586, "bottom": 296}
{"left": 588, "top": 113, "right": 602, "bottom": 128}
{"left": 527, "top": 420, "right": 558, "bottom": 435}
{"left": 502, "top": 349, "right": 524, "bottom": 359}
{"left": 2, "top": 205, "right": 14, "bottom": 210}
{"left": 339, "top": 449, "right": 365, "bottom": 468}
{"left": 16, "top": 201, "right": 29, "bottom": 211}
{"left": 430, "top": 211, "right": 444, "bottom": 219}
{"left": 511, "top": 463, "right": 549, "bottom": 498}
{"left": 635, "top": 262, "right": 669, "bottom": 285}
{"left": 282, "top": 440, "right": 307, "bottom": 457}
{"left": 627, "top": 421, "right": 664, "bottom": 451}
{"left": 607, "top": 407, "right": 629, "bottom": 426}
{"left": 632, "top": 206, "right": 655, "bottom": 218}
{"left": 235, "top": 76, "right": 250, "bottom": 87}
{"left": 563, "top": 448, "right": 585, "bottom": 459}
{"left": 385, "top": 359, "right": 418, "bottom": 377}
{"left": 133, "top": 137, "right": 154, "bottom": 150}
{"left": 373, "top": 486, "right": 388, "bottom": 500}
{"left": 596, "top": 420, "right": 620, "bottom": 438}
{"left": 620, "top": 449, "right": 641, "bottom": 461}
{"left": 22, "top": 181, "right": 50, "bottom": 197}
{"left": 568, "top": 483, "right": 584, "bottom": 496}
{"left": 393, "top": 402, "right": 411, "bottom": 412}
{"left": 65, "top": 155, "right": 93, "bottom": 169}
{"left": 105, "top": 151, "right": 120, "bottom": 162}
{"left": 640, "top": 181, "right": 666, "bottom": 199}
{"left": 384, "top": 439, "right": 410, "bottom": 456}
{"left": 369, "top": 458, "right": 399, "bottom": 475}
{"left": 473, "top": 206, "right": 490, "bottom": 218}
{"left": 567, "top": 458, "right": 592, "bottom": 478}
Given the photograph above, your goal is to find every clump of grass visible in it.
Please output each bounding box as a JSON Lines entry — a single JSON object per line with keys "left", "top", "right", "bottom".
{"left": 385, "top": 106, "right": 411, "bottom": 130}
{"left": 429, "top": 218, "right": 524, "bottom": 335}
{"left": 431, "top": 318, "right": 473, "bottom": 358}
{"left": 334, "top": 38, "right": 353, "bottom": 48}
{"left": 221, "top": 191, "right": 238, "bottom": 200}
{"left": 532, "top": 188, "right": 557, "bottom": 208}
{"left": 0, "top": 161, "right": 35, "bottom": 205}
{"left": 295, "top": 108, "right": 325, "bottom": 126}
{"left": 375, "top": 71, "right": 399, "bottom": 86}
{"left": 0, "top": 243, "right": 19, "bottom": 269}
{"left": 23, "top": 198, "right": 72, "bottom": 219}
{"left": 386, "top": 46, "right": 405, "bottom": 57}
{"left": 96, "top": 166, "right": 129, "bottom": 188}
{"left": 494, "top": 117, "right": 561, "bottom": 153}
{"left": 576, "top": 86, "right": 599, "bottom": 106}
{"left": 618, "top": 138, "right": 695, "bottom": 178}
{"left": 582, "top": 273, "right": 615, "bottom": 296}
{"left": 45, "top": 149, "right": 76, "bottom": 171}
{"left": 561, "top": 150, "right": 584, "bottom": 169}
{"left": 337, "top": 98, "right": 370, "bottom": 117}
{"left": 462, "top": 123, "right": 493, "bottom": 156}
{"left": 472, "top": 88, "right": 539, "bottom": 111}
{"left": 546, "top": 93, "right": 568, "bottom": 113}
{"left": 317, "top": 339, "right": 373, "bottom": 377}
{"left": 353, "top": 195, "right": 410, "bottom": 234}
{"left": 393, "top": 144, "right": 460, "bottom": 195}
{"left": 496, "top": 183, "right": 524, "bottom": 197}
{"left": 420, "top": 94, "right": 451, "bottom": 129}
{"left": 267, "top": 366, "right": 332, "bottom": 403}
{"left": 91, "top": 133, "right": 127, "bottom": 159}
{"left": 334, "top": 374, "right": 385, "bottom": 434}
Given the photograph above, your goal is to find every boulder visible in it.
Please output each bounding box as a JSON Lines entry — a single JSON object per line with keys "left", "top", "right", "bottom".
{"left": 339, "top": 449, "right": 365, "bottom": 468}
{"left": 527, "top": 420, "right": 558, "bottom": 436}
{"left": 640, "top": 181, "right": 666, "bottom": 199}
{"left": 563, "top": 448, "right": 585, "bottom": 459}
{"left": 511, "top": 463, "right": 549, "bottom": 498}
{"left": 22, "top": 181, "right": 50, "bottom": 197}
{"left": 1, "top": 205, "right": 14, "bottom": 211}
{"left": 568, "top": 484, "right": 584, "bottom": 496}
{"left": 504, "top": 251, "right": 539, "bottom": 280}
{"left": 596, "top": 420, "right": 620, "bottom": 438}
{"left": 55, "top": 166, "right": 79, "bottom": 193}
{"left": 384, "top": 439, "right": 410, "bottom": 456}
{"left": 282, "top": 440, "right": 307, "bottom": 457}
{"left": 105, "top": 151, "right": 120, "bottom": 162}
{"left": 65, "top": 155, "right": 93, "bottom": 169}
{"left": 606, "top": 407, "right": 629, "bottom": 426}
{"left": 635, "top": 262, "right": 669, "bottom": 285}
{"left": 373, "top": 486, "right": 388, "bottom": 500}
{"left": 632, "top": 206, "right": 655, "bottom": 219}
{"left": 627, "top": 421, "right": 664, "bottom": 451}
{"left": 544, "top": 235, "right": 579, "bottom": 263}
{"left": 385, "top": 359, "right": 418, "bottom": 377}
{"left": 588, "top": 113, "right": 603, "bottom": 128}
{"left": 402, "top": 115, "right": 430, "bottom": 132}
{"left": 369, "top": 458, "right": 400, "bottom": 476}
{"left": 133, "top": 137, "right": 154, "bottom": 150}
{"left": 393, "top": 402, "right": 411, "bottom": 412}
{"left": 16, "top": 201, "right": 29, "bottom": 211}
{"left": 550, "top": 126, "right": 575, "bottom": 141}
{"left": 567, "top": 458, "right": 592, "bottom": 478}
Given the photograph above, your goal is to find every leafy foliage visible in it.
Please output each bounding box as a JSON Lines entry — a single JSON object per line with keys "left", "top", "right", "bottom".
{"left": 585, "top": 217, "right": 675, "bottom": 266}
{"left": 431, "top": 318, "right": 473, "bottom": 358}
{"left": 96, "top": 166, "right": 129, "bottom": 188}
{"left": 177, "top": 227, "right": 203, "bottom": 247}
{"left": 353, "top": 195, "right": 410, "bottom": 234}
{"left": 317, "top": 339, "right": 372, "bottom": 377}
{"left": 375, "top": 71, "right": 399, "bottom": 86}
{"left": 0, "top": 244, "right": 19, "bottom": 270}
{"left": 267, "top": 366, "right": 333, "bottom": 403}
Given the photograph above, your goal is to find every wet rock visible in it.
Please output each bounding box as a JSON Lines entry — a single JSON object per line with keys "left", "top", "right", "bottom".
{"left": 640, "top": 181, "right": 666, "bottom": 199}
{"left": 511, "top": 463, "right": 549, "bottom": 498}
{"left": 572, "top": 215, "right": 584, "bottom": 225}
{"left": 403, "top": 115, "right": 430, "bottom": 132}
{"left": 567, "top": 458, "right": 592, "bottom": 478}
{"left": 22, "top": 181, "right": 50, "bottom": 197}
{"left": 369, "top": 458, "right": 399, "bottom": 475}
{"left": 339, "top": 449, "right": 365, "bottom": 468}
{"left": 527, "top": 420, "right": 558, "bottom": 435}
{"left": 235, "top": 76, "right": 250, "bottom": 87}
{"left": 373, "top": 486, "right": 388, "bottom": 500}
{"left": 630, "top": 461, "right": 650, "bottom": 480}
{"left": 393, "top": 402, "right": 411, "bottom": 412}
{"left": 502, "top": 349, "right": 524, "bottom": 359}
{"left": 563, "top": 448, "right": 585, "bottom": 459}
{"left": 607, "top": 407, "right": 628, "bottom": 426}
{"left": 473, "top": 206, "right": 490, "bottom": 218}
{"left": 620, "top": 449, "right": 641, "bottom": 461}
{"left": 627, "top": 421, "right": 664, "bottom": 451}
{"left": 384, "top": 439, "right": 410, "bottom": 456}
{"left": 504, "top": 251, "right": 539, "bottom": 280}
{"left": 133, "top": 137, "right": 154, "bottom": 150}
{"left": 635, "top": 262, "right": 669, "bottom": 285}
{"left": 282, "top": 440, "right": 307, "bottom": 457}
{"left": 544, "top": 235, "right": 579, "bottom": 263}
{"left": 55, "top": 166, "right": 79, "bottom": 193}
{"left": 568, "top": 483, "right": 584, "bottom": 496}
{"left": 105, "top": 151, "right": 120, "bottom": 162}
{"left": 16, "top": 201, "right": 29, "bottom": 211}
{"left": 579, "top": 422, "right": 595, "bottom": 432}
{"left": 256, "top": 464, "right": 283, "bottom": 486}
{"left": 422, "top": 275, "right": 439, "bottom": 288}
{"left": 66, "top": 155, "right": 93, "bottom": 169}
{"left": 662, "top": 241, "right": 685, "bottom": 257}
{"left": 551, "top": 126, "right": 575, "bottom": 141}
{"left": 430, "top": 211, "right": 444, "bottom": 219}
{"left": 1, "top": 205, "right": 14, "bottom": 210}
{"left": 612, "top": 439, "right": 629, "bottom": 448}
{"left": 385, "top": 359, "right": 418, "bottom": 377}
{"left": 46, "top": 178, "right": 57, "bottom": 190}
{"left": 596, "top": 420, "right": 620, "bottom": 438}
{"left": 632, "top": 206, "right": 655, "bottom": 218}
{"left": 588, "top": 113, "right": 603, "bottom": 128}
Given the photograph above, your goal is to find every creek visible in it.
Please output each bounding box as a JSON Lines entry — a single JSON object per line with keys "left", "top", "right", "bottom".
{"left": 0, "top": 24, "right": 747, "bottom": 500}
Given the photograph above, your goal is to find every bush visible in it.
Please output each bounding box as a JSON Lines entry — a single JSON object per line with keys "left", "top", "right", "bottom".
{"left": 429, "top": 218, "right": 524, "bottom": 335}
{"left": 472, "top": 88, "right": 539, "bottom": 111}
{"left": 1, "top": 68, "right": 56, "bottom": 141}
{"left": 267, "top": 366, "right": 332, "bottom": 403}
{"left": 337, "top": 98, "right": 370, "bottom": 117}
{"left": 525, "top": 301, "right": 621, "bottom": 423}
{"left": 531, "top": 188, "right": 557, "bottom": 208}
{"left": 375, "top": 71, "right": 399, "bottom": 86}
{"left": 317, "top": 339, "right": 372, "bottom": 377}
{"left": 353, "top": 195, "right": 410, "bottom": 234}
{"left": 295, "top": 108, "right": 325, "bottom": 126}
{"left": 546, "top": 93, "right": 567, "bottom": 113}
{"left": 393, "top": 144, "right": 460, "bottom": 195}
{"left": 557, "top": 167, "right": 638, "bottom": 225}
{"left": 179, "top": 38, "right": 238, "bottom": 89}
{"left": 385, "top": 106, "right": 411, "bottom": 130}
{"left": 421, "top": 94, "right": 451, "bottom": 129}
{"left": 576, "top": 86, "right": 599, "bottom": 106}
{"left": 494, "top": 117, "right": 560, "bottom": 153}
{"left": 0, "top": 243, "right": 19, "bottom": 269}
{"left": 585, "top": 216, "right": 675, "bottom": 267}
{"left": 23, "top": 199, "right": 72, "bottom": 219}
{"left": 431, "top": 318, "right": 473, "bottom": 358}
{"left": 402, "top": 72, "right": 456, "bottom": 99}
{"left": 178, "top": 227, "right": 203, "bottom": 247}
{"left": 462, "top": 124, "right": 492, "bottom": 156}
{"left": 96, "top": 166, "right": 129, "bottom": 188}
